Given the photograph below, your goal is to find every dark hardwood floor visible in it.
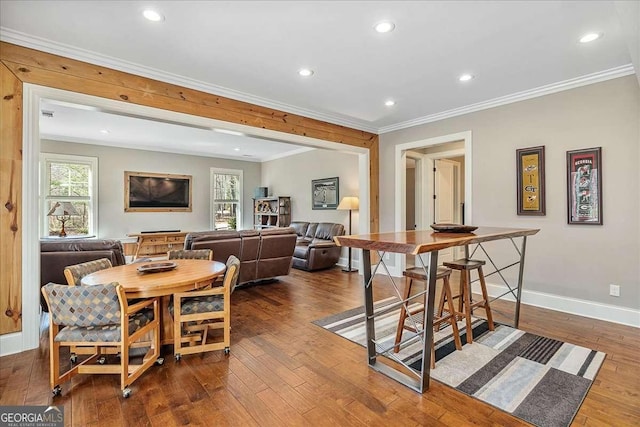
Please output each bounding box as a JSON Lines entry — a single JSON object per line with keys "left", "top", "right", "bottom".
{"left": 1, "top": 267, "right": 638, "bottom": 426}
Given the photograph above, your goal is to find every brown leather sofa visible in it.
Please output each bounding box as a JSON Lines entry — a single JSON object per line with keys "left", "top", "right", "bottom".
{"left": 184, "top": 227, "right": 296, "bottom": 285}
{"left": 40, "top": 239, "right": 126, "bottom": 311}
{"left": 290, "top": 222, "right": 345, "bottom": 271}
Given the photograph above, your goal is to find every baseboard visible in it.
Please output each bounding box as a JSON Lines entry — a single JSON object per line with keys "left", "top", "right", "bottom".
{"left": 330, "top": 259, "right": 638, "bottom": 328}
{"left": 473, "top": 281, "right": 640, "bottom": 328}
{"left": 0, "top": 332, "right": 24, "bottom": 357}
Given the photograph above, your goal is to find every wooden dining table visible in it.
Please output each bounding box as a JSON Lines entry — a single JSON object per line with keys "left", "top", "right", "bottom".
{"left": 81, "top": 259, "right": 226, "bottom": 344}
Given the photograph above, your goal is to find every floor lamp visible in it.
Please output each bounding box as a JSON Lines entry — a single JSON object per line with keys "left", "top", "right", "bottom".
{"left": 337, "top": 196, "right": 359, "bottom": 273}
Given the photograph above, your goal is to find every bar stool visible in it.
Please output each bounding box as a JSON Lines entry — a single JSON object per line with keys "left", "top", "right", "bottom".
{"left": 443, "top": 259, "right": 494, "bottom": 344}
{"left": 393, "top": 266, "right": 462, "bottom": 369}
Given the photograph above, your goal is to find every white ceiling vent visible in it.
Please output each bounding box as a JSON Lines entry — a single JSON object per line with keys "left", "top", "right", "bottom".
{"left": 41, "top": 110, "right": 54, "bottom": 118}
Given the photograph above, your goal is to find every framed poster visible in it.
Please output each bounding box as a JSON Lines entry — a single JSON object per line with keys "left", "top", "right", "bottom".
{"left": 516, "top": 146, "right": 546, "bottom": 215}
{"left": 312, "top": 177, "right": 339, "bottom": 210}
{"left": 567, "top": 147, "right": 602, "bottom": 225}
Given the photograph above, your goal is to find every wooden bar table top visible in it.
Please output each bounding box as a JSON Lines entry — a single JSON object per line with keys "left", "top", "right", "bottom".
{"left": 334, "top": 226, "right": 539, "bottom": 254}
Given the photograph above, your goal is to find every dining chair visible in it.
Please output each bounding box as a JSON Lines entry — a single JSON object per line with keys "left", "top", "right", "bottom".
{"left": 63, "top": 258, "right": 113, "bottom": 286}
{"left": 41, "top": 282, "right": 162, "bottom": 398}
{"left": 63, "top": 258, "right": 117, "bottom": 362}
{"left": 170, "top": 255, "right": 240, "bottom": 361}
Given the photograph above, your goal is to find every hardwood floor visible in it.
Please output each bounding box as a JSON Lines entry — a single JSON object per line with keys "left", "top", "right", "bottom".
{"left": 1, "top": 267, "right": 638, "bottom": 426}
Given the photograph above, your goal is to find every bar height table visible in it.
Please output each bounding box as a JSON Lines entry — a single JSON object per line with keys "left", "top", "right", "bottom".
{"left": 335, "top": 226, "right": 539, "bottom": 393}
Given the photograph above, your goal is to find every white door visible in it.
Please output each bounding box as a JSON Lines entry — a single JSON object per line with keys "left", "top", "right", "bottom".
{"left": 434, "top": 159, "right": 460, "bottom": 263}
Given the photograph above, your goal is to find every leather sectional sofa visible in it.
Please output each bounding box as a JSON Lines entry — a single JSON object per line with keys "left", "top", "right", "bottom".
{"left": 184, "top": 227, "right": 297, "bottom": 285}
{"left": 290, "top": 222, "right": 345, "bottom": 271}
{"left": 40, "top": 239, "right": 126, "bottom": 311}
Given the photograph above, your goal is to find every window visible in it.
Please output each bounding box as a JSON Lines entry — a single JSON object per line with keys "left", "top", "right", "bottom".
{"left": 40, "top": 153, "right": 98, "bottom": 237}
{"left": 210, "top": 168, "right": 243, "bottom": 230}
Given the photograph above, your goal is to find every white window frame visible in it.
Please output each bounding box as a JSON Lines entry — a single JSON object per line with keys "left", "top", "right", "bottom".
{"left": 39, "top": 152, "right": 99, "bottom": 237}
{"left": 210, "top": 167, "right": 243, "bottom": 230}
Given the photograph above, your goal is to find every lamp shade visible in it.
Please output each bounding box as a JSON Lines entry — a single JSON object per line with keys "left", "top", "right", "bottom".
{"left": 337, "top": 196, "right": 359, "bottom": 211}
{"left": 47, "top": 201, "right": 80, "bottom": 217}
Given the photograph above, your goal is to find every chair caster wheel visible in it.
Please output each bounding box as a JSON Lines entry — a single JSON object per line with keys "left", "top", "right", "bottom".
{"left": 122, "top": 388, "right": 131, "bottom": 398}
{"left": 174, "top": 354, "right": 181, "bottom": 361}
{"left": 224, "top": 347, "right": 230, "bottom": 355}
{"left": 52, "top": 386, "right": 62, "bottom": 396}
{"left": 156, "top": 357, "right": 164, "bottom": 365}
{"left": 70, "top": 354, "right": 77, "bottom": 364}
{"left": 98, "top": 356, "right": 106, "bottom": 365}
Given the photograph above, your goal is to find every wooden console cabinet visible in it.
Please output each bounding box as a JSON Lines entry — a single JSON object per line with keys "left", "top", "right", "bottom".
{"left": 127, "top": 231, "right": 189, "bottom": 259}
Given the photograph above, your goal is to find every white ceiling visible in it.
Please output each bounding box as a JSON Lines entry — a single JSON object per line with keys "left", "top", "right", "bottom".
{"left": 38, "top": 99, "right": 314, "bottom": 162}
{"left": 1, "top": 1, "right": 637, "bottom": 160}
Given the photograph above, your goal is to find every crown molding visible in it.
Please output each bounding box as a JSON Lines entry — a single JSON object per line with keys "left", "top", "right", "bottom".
{"left": 379, "top": 64, "right": 636, "bottom": 134}
{"left": 0, "top": 28, "right": 378, "bottom": 133}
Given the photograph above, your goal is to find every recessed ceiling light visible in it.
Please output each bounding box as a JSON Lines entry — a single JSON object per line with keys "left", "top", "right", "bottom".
{"left": 213, "top": 128, "right": 244, "bottom": 136}
{"left": 99, "top": 129, "right": 110, "bottom": 134}
{"left": 298, "top": 68, "right": 314, "bottom": 77}
{"left": 579, "top": 32, "right": 603, "bottom": 43}
{"left": 234, "top": 148, "right": 240, "bottom": 151}
{"left": 374, "top": 21, "right": 395, "bottom": 33}
{"left": 143, "top": 9, "right": 164, "bottom": 22}
{"left": 384, "top": 100, "right": 396, "bottom": 107}
{"left": 459, "top": 74, "right": 474, "bottom": 82}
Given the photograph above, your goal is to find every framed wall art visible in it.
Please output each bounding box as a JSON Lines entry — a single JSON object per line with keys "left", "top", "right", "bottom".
{"left": 312, "top": 177, "right": 339, "bottom": 210}
{"left": 566, "top": 147, "right": 602, "bottom": 225}
{"left": 516, "top": 146, "right": 546, "bottom": 216}
{"left": 125, "top": 171, "right": 192, "bottom": 212}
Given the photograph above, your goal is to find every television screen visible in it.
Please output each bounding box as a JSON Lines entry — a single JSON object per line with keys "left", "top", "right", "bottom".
{"left": 125, "top": 172, "right": 192, "bottom": 212}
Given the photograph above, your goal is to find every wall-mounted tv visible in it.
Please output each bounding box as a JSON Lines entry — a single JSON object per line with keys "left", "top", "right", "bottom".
{"left": 124, "top": 171, "right": 192, "bottom": 212}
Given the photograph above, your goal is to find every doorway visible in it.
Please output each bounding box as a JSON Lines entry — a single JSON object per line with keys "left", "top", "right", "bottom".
{"left": 393, "top": 131, "right": 472, "bottom": 276}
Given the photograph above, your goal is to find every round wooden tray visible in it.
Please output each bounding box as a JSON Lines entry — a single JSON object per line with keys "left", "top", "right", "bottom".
{"left": 430, "top": 223, "right": 478, "bottom": 233}
{"left": 137, "top": 261, "right": 178, "bottom": 274}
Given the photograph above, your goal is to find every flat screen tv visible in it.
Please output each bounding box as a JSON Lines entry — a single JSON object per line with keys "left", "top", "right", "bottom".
{"left": 124, "top": 171, "right": 192, "bottom": 212}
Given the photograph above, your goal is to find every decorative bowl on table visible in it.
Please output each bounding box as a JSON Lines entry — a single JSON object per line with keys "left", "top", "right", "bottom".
{"left": 430, "top": 223, "right": 478, "bottom": 233}
{"left": 137, "top": 261, "right": 178, "bottom": 274}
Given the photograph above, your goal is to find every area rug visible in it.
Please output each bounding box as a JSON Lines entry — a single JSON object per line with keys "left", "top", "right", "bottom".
{"left": 313, "top": 297, "right": 606, "bottom": 427}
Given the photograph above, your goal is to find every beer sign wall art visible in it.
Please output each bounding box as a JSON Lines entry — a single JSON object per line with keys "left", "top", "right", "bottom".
{"left": 516, "top": 146, "right": 546, "bottom": 216}
{"left": 567, "top": 147, "right": 602, "bottom": 225}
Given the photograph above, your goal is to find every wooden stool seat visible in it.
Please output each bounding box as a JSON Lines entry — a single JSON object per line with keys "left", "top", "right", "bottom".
{"left": 394, "top": 266, "right": 462, "bottom": 368}
{"left": 403, "top": 266, "right": 452, "bottom": 281}
{"left": 443, "top": 258, "right": 494, "bottom": 343}
{"left": 443, "top": 259, "right": 486, "bottom": 269}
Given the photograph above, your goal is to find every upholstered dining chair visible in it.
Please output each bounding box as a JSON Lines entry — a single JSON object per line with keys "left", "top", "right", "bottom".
{"left": 41, "top": 282, "right": 162, "bottom": 398}
{"left": 63, "top": 258, "right": 113, "bottom": 287}
{"left": 167, "top": 249, "right": 213, "bottom": 260}
{"left": 169, "top": 255, "right": 240, "bottom": 361}
{"left": 63, "top": 258, "right": 117, "bottom": 362}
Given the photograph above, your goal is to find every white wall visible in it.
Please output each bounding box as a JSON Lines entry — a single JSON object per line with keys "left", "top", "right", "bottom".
{"left": 261, "top": 148, "right": 360, "bottom": 264}
{"left": 380, "top": 75, "right": 639, "bottom": 312}
{"left": 41, "top": 140, "right": 262, "bottom": 238}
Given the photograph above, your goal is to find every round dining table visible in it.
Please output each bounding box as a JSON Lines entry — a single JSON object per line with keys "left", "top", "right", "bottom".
{"left": 81, "top": 258, "right": 226, "bottom": 344}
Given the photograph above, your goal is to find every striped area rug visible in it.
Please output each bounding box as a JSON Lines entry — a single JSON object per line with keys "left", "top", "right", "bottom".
{"left": 313, "top": 297, "right": 606, "bottom": 427}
